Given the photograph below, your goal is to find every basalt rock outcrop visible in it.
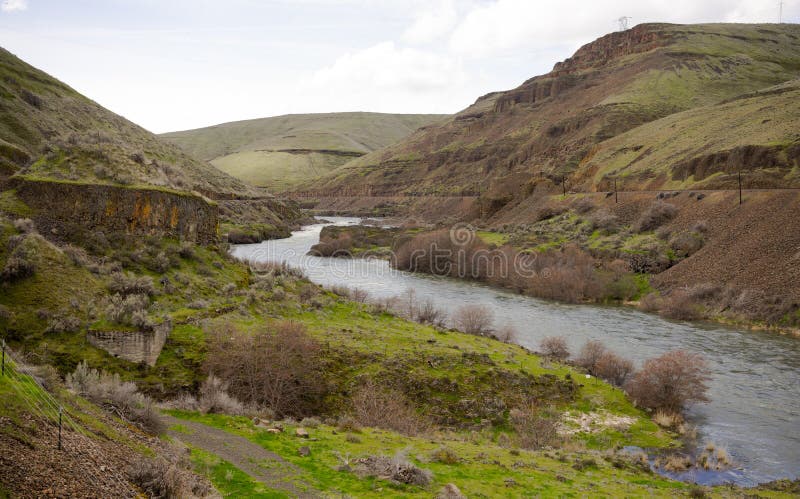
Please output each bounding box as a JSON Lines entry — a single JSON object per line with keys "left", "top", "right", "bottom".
{"left": 10, "top": 177, "right": 218, "bottom": 244}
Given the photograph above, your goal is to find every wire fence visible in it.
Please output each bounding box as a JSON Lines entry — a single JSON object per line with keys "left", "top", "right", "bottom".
{"left": 0, "top": 340, "right": 133, "bottom": 493}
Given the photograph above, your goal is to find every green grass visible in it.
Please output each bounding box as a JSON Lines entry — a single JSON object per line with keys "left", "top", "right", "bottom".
{"left": 189, "top": 447, "right": 289, "bottom": 498}
{"left": 168, "top": 410, "right": 690, "bottom": 498}
{"left": 160, "top": 112, "right": 446, "bottom": 191}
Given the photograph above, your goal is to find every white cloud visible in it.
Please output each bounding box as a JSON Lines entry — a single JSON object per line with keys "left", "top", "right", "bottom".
{"left": 301, "top": 41, "right": 470, "bottom": 113}
{"left": 402, "top": 0, "right": 459, "bottom": 44}
{"left": 1, "top": 0, "right": 28, "bottom": 12}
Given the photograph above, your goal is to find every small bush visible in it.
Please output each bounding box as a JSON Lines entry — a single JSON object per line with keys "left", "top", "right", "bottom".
{"left": 198, "top": 375, "right": 244, "bottom": 415}
{"left": 67, "top": 361, "right": 165, "bottom": 435}
{"left": 2, "top": 254, "right": 35, "bottom": 281}
{"left": 430, "top": 446, "right": 460, "bottom": 464}
{"left": 351, "top": 380, "right": 427, "bottom": 436}
{"left": 625, "top": 350, "right": 710, "bottom": 413}
{"left": 494, "top": 324, "right": 517, "bottom": 343}
{"left": 539, "top": 336, "right": 570, "bottom": 361}
{"left": 13, "top": 218, "right": 35, "bottom": 233}
{"left": 416, "top": 297, "right": 447, "bottom": 327}
{"left": 634, "top": 202, "right": 677, "bottom": 233}
{"left": 108, "top": 272, "right": 156, "bottom": 296}
{"left": 127, "top": 444, "right": 211, "bottom": 498}
{"left": 572, "top": 197, "right": 595, "bottom": 214}
{"left": 509, "top": 401, "right": 560, "bottom": 450}
{"left": 575, "top": 340, "right": 607, "bottom": 374}
{"left": 589, "top": 210, "right": 619, "bottom": 232}
{"left": 45, "top": 312, "right": 82, "bottom": 334}
{"left": 659, "top": 289, "right": 703, "bottom": 320}
{"left": 62, "top": 244, "right": 90, "bottom": 266}
{"left": 594, "top": 351, "right": 634, "bottom": 386}
{"left": 453, "top": 304, "right": 493, "bottom": 335}
{"left": 106, "top": 293, "right": 151, "bottom": 327}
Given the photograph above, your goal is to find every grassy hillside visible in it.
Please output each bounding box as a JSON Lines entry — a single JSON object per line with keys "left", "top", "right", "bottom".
{"left": 161, "top": 112, "right": 446, "bottom": 191}
{"left": 312, "top": 23, "right": 800, "bottom": 198}
{"left": 0, "top": 46, "right": 255, "bottom": 198}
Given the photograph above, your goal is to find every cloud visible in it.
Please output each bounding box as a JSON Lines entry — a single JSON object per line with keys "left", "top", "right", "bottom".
{"left": 402, "top": 0, "right": 459, "bottom": 44}
{"left": 1, "top": 0, "right": 27, "bottom": 12}
{"left": 301, "top": 41, "right": 470, "bottom": 113}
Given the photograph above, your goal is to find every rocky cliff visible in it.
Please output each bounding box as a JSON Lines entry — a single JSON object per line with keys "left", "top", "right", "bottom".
{"left": 10, "top": 177, "right": 218, "bottom": 244}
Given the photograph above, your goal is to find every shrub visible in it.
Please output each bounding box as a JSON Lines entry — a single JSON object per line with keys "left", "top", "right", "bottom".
{"left": 1, "top": 254, "right": 35, "bottom": 281}
{"left": 572, "top": 197, "right": 595, "bottom": 214}
{"left": 509, "top": 401, "right": 560, "bottom": 450}
{"left": 66, "top": 361, "right": 165, "bottom": 435}
{"left": 108, "top": 272, "right": 156, "bottom": 296}
{"left": 453, "top": 304, "right": 493, "bottom": 335}
{"left": 205, "top": 321, "right": 326, "bottom": 417}
{"left": 198, "top": 375, "right": 244, "bottom": 415}
{"left": 539, "top": 336, "right": 570, "bottom": 361}
{"left": 45, "top": 312, "right": 82, "bottom": 334}
{"left": 13, "top": 218, "right": 35, "bottom": 233}
{"left": 62, "top": 244, "right": 90, "bottom": 266}
{"left": 127, "top": 444, "right": 211, "bottom": 499}
{"left": 589, "top": 210, "right": 619, "bottom": 232}
{"left": 669, "top": 231, "right": 704, "bottom": 258}
{"left": 430, "top": 446, "right": 460, "bottom": 464}
{"left": 575, "top": 340, "right": 607, "bottom": 374}
{"left": 633, "top": 202, "right": 677, "bottom": 233}
{"left": 594, "top": 351, "right": 634, "bottom": 386}
{"left": 416, "top": 297, "right": 447, "bottom": 327}
{"left": 351, "top": 380, "right": 427, "bottom": 436}
{"left": 625, "top": 350, "right": 710, "bottom": 413}
{"left": 659, "top": 289, "right": 703, "bottom": 321}
{"left": 494, "top": 324, "right": 518, "bottom": 343}
{"left": 106, "top": 293, "right": 150, "bottom": 326}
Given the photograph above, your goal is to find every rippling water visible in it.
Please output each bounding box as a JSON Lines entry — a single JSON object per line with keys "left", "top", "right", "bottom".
{"left": 232, "top": 217, "right": 800, "bottom": 486}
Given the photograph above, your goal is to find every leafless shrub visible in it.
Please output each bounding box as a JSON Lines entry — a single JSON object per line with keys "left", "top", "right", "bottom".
{"left": 350, "top": 380, "right": 427, "bottom": 436}
{"left": 669, "top": 231, "right": 704, "bottom": 258}
{"left": 416, "top": 297, "right": 447, "bottom": 327}
{"left": 575, "top": 340, "right": 607, "bottom": 374}
{"left": 45, "top": 312, "right": 82, "bottom": 334}
{"left": 509, "top": 401, "right": 560, "bottom": 450}
{"left": 625, "top": 350, "right": 710, "bottom": 413}
{"left": 429, "top": 446, "right": 460, "bottom": 464}
{"left": 108, "top": 272, "right": 156, "bottom": 296}
{"left": 187, "top": 299, "right": 209, "bottom": 310}
{"left": 453, "top": 304, "right": 493, "bottom": 335}
{"left": 594, "top": 351, "right": 634, "bottom": 386}
{"left": 572, "top": 197, "right": 595, "bottom": 214}
{"left": 659, "top": 289, "right": 703, "bottom": 321}
{"left": 494, "top": 323, "right": 518, "bottom": 343}
{"left": 20, "top": 89, "right": 43, "bottom": 108}
{"left": 589, "top": 210, "right": 619, "bottom": 232}
{"left": 535, "top": 203, "right": 568, "bottom": 222}
{"left": 436, "top": 484, "right": 466, "bottom": 499}
{"left": 198, "top": 375, "right": 244, "bottom": 415}
{"left": 633, "top": 202, "right": 677, "bottom": 233}
{"left": 106, "top": 293, "right": 151, "bottom": 327}
{"left": 355, "top": 452, "right": 433, "bottom": 486}
{"left": 127, "top": 443, "right": 212, "bottom": 498}
{"left": 638, "top": 292, "right": 662, "bottom": 312}
{"left": 62, "top": 244, "right": 90, "bottom": 266}
{"left": 130, "top": 151, "right": 145, "bottom": 165}
{"left": 13, "top": 218, "right": 35, "bottom": 233}
{"left": 2, "top": 245, "right": 35, "bottom": 281}
{"left": 205, "top": 321, "right": 326, "bottom": 417}
{"left": 692, "top": 220, "right": 709, "bottom": 234}
{"left": 539, "top": 336, "right": 570, "bottom": 361}
{"left": 66, "top": 361, "right": 165, "bottom": 434}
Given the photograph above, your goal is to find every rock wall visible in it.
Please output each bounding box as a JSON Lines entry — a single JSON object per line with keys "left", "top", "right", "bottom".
{"left": 87, "top": 322, "right": 170, "bottom": 366}
{"left": 10, "top": 177, "right": 218, "bottom": 244}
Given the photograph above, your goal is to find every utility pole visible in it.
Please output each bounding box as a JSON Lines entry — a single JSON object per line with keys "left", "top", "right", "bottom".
{"left": 780, "top": 0, "right": 784, "bottom": 23}
{"left": 1, "top": 339, "right": 5, "bottom": 376}
{"left": 738, "top": 171, "right": 743, "bottom": 205}
{"left": 58, "top": 406, "right": 63, "bottom": 450}
{"left": 614, "top": 179, "right": 618, "bottom": 204}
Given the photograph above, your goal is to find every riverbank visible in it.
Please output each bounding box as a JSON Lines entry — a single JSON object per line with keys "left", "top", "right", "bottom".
{"left": 232, "top": 217, "right": 800, "bottom": 486}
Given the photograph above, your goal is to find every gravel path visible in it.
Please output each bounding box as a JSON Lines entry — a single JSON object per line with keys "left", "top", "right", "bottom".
{"left": 165, "top": 415, "right": 318, "bottom": 498}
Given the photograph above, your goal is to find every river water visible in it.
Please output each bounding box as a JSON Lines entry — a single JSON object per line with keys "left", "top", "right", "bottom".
{"left": 232, "top": 217, "right": 800, "bottom": 486}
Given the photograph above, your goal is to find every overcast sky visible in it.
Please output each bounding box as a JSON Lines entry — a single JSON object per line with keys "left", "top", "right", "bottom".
{"left": 0, "top": 0, "right": 796, "bottom": 133}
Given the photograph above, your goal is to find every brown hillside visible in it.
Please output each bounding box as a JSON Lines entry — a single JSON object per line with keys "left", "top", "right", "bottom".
{"left": 311, "top": 23, "right": 800, "bottom": 202}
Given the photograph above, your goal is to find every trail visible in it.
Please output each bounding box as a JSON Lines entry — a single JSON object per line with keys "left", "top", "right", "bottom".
{"left": 165, "top": 415, "right": 318, "bottom": 498}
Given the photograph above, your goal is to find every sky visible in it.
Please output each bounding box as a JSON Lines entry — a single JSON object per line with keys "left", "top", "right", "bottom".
{"left": 0, "top": 0, "right": 796, "bottom": 133}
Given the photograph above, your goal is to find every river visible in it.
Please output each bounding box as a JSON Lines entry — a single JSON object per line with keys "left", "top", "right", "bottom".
{"left": 231, "top": 217, "right": 800, "bottom": 486}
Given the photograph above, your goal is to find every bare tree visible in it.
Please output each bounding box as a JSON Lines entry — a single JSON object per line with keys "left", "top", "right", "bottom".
{"left": 625, "top": 350, "right": 710, "bottom": 414}
{"left": 453, "top": 304, "right": 494, "bottom": 335}
{"left": 539, "top": 336, "right": 570, "bottom": 361}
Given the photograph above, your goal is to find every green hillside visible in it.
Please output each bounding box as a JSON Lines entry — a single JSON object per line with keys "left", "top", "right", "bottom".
{"left": 160, "top": 112, "right": 446, "bottom": 191}
{"left": 0, "top": 47, "right": 254, "bottom": 198}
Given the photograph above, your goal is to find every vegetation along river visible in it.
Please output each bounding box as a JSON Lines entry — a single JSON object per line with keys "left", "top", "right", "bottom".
{"left": 232, "top": 217, "right": 800, "bottom": 487}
